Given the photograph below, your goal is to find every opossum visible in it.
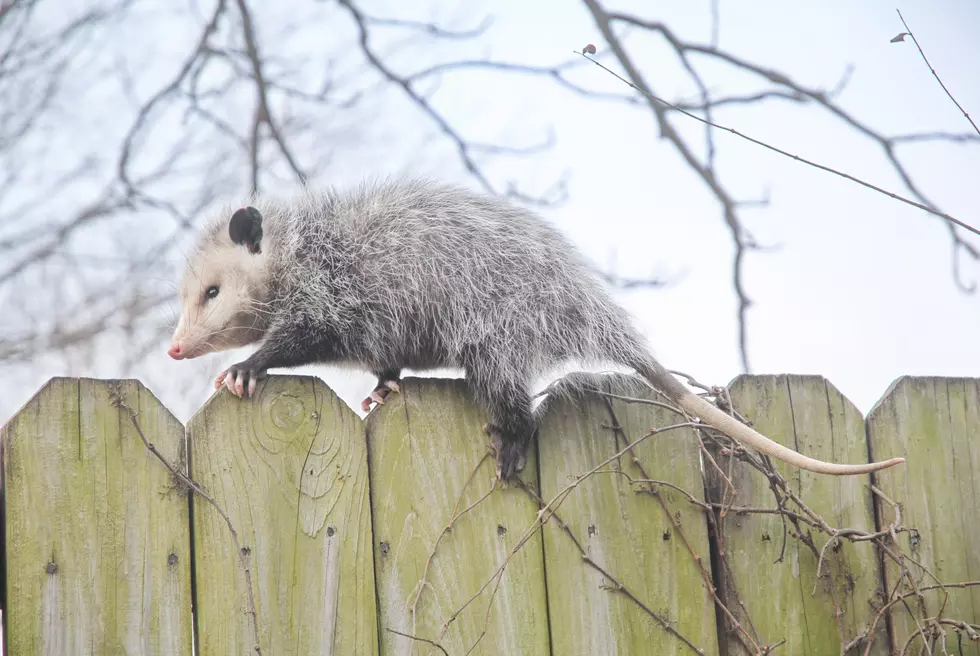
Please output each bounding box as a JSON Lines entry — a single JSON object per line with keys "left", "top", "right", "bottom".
{"left": 167, "top": 178, "right": 904, "bottom": 481}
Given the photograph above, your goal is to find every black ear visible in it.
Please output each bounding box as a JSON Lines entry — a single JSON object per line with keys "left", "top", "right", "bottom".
{"left": 229, "top": 206, "right": 263, "bottom": 254}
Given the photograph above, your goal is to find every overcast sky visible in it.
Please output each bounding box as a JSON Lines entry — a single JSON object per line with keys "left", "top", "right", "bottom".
{"left": 2, "top": 0, "right": 978, "bottom": 426}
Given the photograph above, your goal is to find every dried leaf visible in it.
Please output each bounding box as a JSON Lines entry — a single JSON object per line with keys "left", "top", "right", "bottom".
{"left": 583, "top": 43, "right": 597, "bottom": 55}
{"left": 890, "top": 32, "right": 909, "bottom": 43}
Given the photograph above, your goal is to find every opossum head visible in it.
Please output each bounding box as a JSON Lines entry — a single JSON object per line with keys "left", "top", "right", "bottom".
{"left": 168, "top": 206, "right": 272, "bottom": 360}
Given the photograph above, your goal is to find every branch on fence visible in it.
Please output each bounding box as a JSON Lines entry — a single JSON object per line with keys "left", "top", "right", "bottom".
{"left": 416, "top": 411, "right": 713, "bottom": 653}
{"left": 599, "top": 395, "right": 764, "bottom": 653}
{"left": 556, "top": 370, "right": 980, "bottom": 655}
{"left": 407, "top": 453, "right": 494, "bottom": 644}
{"left": 519, "top": 480, "right": 708, "bottom": 655}
{"left": 385, "top": 628, "right": 449, "bottom": 656}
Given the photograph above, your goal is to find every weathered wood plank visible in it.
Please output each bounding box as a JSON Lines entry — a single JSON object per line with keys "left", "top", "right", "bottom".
{"left": 536, "top": 373, "right": 720, "bottom": 655}
{"left": 1, "top": 378, "right": 193, "bottom": 655}
{"left": 188, "top": 375, "right": 378, "bottom": 655}
{"left": 715, "top": 375, "right": 888, "bottom": 655}
{"left": 366, "top": 377, "right": 550, "bottom": 655}
{"left": 867, "top": 376, "right": 980, "bottom": 655}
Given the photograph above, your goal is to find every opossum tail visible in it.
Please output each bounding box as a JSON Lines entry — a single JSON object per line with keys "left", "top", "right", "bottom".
{"left": 632, "top": 358, "right": 905, "bottom": 475}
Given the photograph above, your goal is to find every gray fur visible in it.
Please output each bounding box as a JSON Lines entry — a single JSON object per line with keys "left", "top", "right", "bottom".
{"left": 240, "top": 178, "right": 652, "bottom": 381}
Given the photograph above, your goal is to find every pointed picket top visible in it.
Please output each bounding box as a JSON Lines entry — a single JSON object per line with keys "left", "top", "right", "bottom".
{"left": 187, "top": 373, "right": 378, "bottom": 656}
{"left": 187, "top": 372, "right": 362, "bottom": 425}
{"left": 1, "top": 377, "right": 193, "bottom": 655}
{"left": 365, "top": 376, "right": 551, "bottom": 656}
{"left": 866, "top": 375, "right": 980, "bottom": 652}
{"left": 716, "top": 373, "right": 889, "bottom": 655}
{"left": 534, "top": 371, "right": 720, "bottom": 656}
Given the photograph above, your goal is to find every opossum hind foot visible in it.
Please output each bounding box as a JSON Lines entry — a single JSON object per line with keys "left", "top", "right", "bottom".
{"left": 485, "top": 423, "right": 528, "bottom": 482}
{"left": 361, "top": 378, "right": 401, "bottom": 413}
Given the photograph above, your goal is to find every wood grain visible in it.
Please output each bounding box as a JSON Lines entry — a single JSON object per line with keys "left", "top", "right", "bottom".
{"left": 366, "top": 377, "right": 550, "bottom": 656}
{"left": 1, "top": 378, "right": 193, "bottom": 655}
{"left": 188, "top": 375, "right": 378, "bottom": 655}
{"left": 867, "top": 376, "right": 980, "bottom": 656}
{"left": 715, "top": 374, "right": 889, "bottom": 655}
{"left": 536, "top": 373, "right": 719, "bottom": 656}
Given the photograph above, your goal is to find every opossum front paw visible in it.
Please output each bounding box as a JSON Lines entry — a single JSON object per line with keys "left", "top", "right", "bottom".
{"left": 215, "top": 362, "right": 267, "bottom": 399}
{"left": 485, "top": 423, "right": 527, "bottom": 482}
{"left": 360, "top": 379, "right": 401, "bottom": 413}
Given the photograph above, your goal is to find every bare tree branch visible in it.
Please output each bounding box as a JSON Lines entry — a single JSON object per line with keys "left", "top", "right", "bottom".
{"left": 577, "top": 50, "right": 980, "bottom": 241}
{"left": 582, "top": 0, "right": 757, "bottom": 371}
{"left": 894, "top": 9, "right": 979, "bottom": 137}
{"left": 234, "top": 0, "right": 307, "bottom": 193}
{"left": 1, "top": 0, "right": 976, "bottom": 415}
{"left": 570, "top": 1, "right": 979, "bottom": 369}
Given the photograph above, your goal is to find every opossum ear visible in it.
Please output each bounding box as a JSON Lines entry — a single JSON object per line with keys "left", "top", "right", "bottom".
{"left": 229, "top": 207, "right": 263, "bottom": 254}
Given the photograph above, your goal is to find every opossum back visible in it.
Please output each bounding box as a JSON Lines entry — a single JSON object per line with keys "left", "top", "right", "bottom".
{"left": 275, "top": 179, "right": 645, "bottom": 368}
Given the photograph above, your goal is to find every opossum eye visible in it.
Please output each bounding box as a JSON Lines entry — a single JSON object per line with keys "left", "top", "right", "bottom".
{"left": 205, "top": 285, "right": 220, "bottom": 301}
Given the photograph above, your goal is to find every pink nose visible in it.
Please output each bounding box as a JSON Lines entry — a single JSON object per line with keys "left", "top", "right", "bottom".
{"left": 167, "top": 343, "right": 184, "bottom": 360}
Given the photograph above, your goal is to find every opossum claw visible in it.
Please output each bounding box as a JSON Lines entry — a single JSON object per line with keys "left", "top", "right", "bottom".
{"left": 361, "top": 379, "right": 401, "bottom": 413}
{"left": 485, "top": 423, "right": 527, "bottom": 482}
{"left": 216, "top": 361, "right": 266, "bottom": 399}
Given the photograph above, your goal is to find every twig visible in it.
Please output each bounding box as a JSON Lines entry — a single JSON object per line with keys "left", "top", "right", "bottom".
{"left": 335, "top": 0, "right": 494, "bottom": 196}
{"left": 437, "top": 420, "right": 706, "bottom": 652}
{"left": 894, "top": 10, "right": 979, "bottom": 137}
{"left": 581, "top": 0, "right": 758, "bottom": 371}
{"left": 234, "top": 0, "right": 307, "bottom": 186}
{"left": 385, "top": 628, "right": 450, "bottom": 656}
{"left": 408, "top": 454, "right": 494, "bottom": 636}
{"left": 520, "top": 481, "right": 708, "bottom": 655}
{"left": 576, "top": 50, "right": 980, "bottom": 241}
{"left": 598, "top": 394, "right": 760, "bottom": 653}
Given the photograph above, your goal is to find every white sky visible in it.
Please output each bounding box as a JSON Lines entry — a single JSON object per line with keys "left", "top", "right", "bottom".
{"left": 2, "top": 0, "right": 979, "bottom": 425}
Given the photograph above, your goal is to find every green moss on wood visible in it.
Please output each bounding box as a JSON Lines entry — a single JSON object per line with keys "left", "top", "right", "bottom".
{"left": 1, "top": 378, "right": 193, "bottom": 655}
{"left": 188, "top": 375, "right": 378, "bottom": 655}
{"left": 867, "top": 376, "right": 980, "bottom": 656}
{"left": 536, "top": 373, "right": 720, "bottom": 656}
{"left": 366, "top": 377, "right": 550, "bottom": 655}
{"left": 717, "top": 374, "right": 888, "bottom": 655}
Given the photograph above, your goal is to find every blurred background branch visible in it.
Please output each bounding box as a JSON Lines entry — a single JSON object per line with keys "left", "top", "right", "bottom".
{"left": 0, "top": 0, "right": 977, "bottom": 420}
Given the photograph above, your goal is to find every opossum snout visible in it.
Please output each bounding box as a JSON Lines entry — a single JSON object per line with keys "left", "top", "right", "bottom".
{"left": 167, "top": 343, "right": 186, "bottom": 360}
{"left": 168, "top": 315, "right": 193, "bottom": 359}
{"left": 168, "top": 337, "right": 212, "bottom": 360}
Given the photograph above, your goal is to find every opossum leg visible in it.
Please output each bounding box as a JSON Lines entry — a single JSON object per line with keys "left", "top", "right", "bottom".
{"left": 483, "top": 418, "right": 534, "bottom": 482}
{"left": 216, "top": 323, "right": 336, "bottom": 399}
{"left": 361, "top": 369, "right": 402, "bottom": 413}
{"left": 464, "top": 366, "right": 534, "bottom": 481}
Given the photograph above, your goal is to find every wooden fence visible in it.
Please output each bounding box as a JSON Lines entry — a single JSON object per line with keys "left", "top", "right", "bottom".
{"left": 0, "top": 373, "right": 977, "bottom": 655}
